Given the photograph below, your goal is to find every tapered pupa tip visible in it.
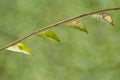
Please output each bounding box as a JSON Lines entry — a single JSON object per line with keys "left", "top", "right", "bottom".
{"left": 111, "top": 23, "right": 115, "bottom": 27}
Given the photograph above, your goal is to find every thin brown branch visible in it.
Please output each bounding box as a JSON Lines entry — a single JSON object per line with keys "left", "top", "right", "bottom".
{"left": 0, "top": 7, "right": 120, "bottom": 51}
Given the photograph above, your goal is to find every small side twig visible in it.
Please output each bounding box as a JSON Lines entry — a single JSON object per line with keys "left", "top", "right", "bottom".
{"left": 0, "top": 7, "right": 120, "bottom": 51}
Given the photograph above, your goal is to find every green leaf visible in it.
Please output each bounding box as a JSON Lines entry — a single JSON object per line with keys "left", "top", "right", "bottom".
{"left": 6, "top": 43, "right": 32, "bottom": 55}
{"left": 91, "top": 13, "right": 114, "bottom": 27}
{"left": 38, "top": 30, "right": 61, "bottom": 43}
{"left": 65, "top": 20, "right": 88, "bottom": 33}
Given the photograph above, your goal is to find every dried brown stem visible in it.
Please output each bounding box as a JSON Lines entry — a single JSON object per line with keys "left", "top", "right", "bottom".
{"left": 0, "top": 7, "right": 120, "bottom": 51}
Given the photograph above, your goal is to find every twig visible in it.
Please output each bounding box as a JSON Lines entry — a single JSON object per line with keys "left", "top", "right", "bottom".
{"left": 0, "top": 7, "right": 120, "bottom": 51}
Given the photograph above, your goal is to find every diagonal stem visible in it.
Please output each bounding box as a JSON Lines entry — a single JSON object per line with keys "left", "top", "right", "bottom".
{"left": 0, "top": 7, "right": 120, "bottom": 51}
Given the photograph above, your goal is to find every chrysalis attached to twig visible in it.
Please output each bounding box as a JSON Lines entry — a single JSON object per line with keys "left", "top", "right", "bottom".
{"left": 6, "top": 43, "right": 32, "bottom": 55}
{"left": 65, "top": 20, "right": 88, "bottom": 33}
{"left": 38, "top": 30, "right": 61, "bottom": 43}
{"left": 91, "top": 13, "right": 114, "bottom": 27}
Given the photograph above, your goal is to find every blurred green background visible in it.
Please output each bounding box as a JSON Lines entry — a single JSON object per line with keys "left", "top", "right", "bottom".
{"left": 0, "top": 0, "right": 120, "bottom": 80}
